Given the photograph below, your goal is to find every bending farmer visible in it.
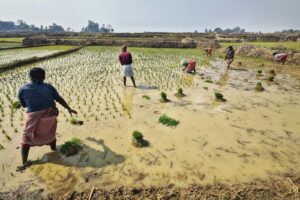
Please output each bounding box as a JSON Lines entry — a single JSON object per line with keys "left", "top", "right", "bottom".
{"left": 273, "top": 52, "right": 287, "bottom": 64}
{"left": 18, "top": 67, "right": 77, "bottom": 169}
{"left": 182, "top": 59, "right": 196, "bottom": 74}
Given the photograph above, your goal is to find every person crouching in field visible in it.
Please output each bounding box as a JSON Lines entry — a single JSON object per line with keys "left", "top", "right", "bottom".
{"left": 205, "top": 47, "right": 213, "bottom": 56}
{"left": 17, "top": 67, "right": 77, "bottom": 170}
{"left": 119, "top": 45, "right": 136, "bottom": 88}
{"left": 182, "top": 59, "right": 196, "bottom": 74}
{"left": 273, "top": 52, "right": 287, "bottom": 64}
{"left": 225, "top": 46, "right": 235, "bottom": 69}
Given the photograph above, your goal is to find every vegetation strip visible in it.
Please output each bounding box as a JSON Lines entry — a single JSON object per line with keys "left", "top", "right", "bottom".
{"left": 0, "top": 46, "right": 83, "bottom": 73}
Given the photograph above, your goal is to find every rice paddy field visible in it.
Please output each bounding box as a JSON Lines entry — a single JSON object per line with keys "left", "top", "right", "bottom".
{"left": 0, "top": 45, "right": 75, "bottom": 67}
{"left": 0, "top": 46, "right": 300, "bottom": 196}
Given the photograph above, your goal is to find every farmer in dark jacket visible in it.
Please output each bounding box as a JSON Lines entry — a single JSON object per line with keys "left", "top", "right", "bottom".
{"left": 225, "top": 46, "right": 235, "bottom": 69}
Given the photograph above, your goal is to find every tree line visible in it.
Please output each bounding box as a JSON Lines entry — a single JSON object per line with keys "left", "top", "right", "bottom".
{"left": 0, "top": 20, "right": 114, "bottom": 33}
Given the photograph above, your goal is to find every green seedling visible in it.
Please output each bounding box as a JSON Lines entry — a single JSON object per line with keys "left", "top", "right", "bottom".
{"left": 205, "top": 79, "right": 213, "bottom": 83}
{"left": 142, "top": 95, "right": 151, "bottom": 100}
{"left": 215, "top": 92, "right": 226, "bottom": 102}
{"left": 255, "top": 82, "right": 264, "bottom": 92}
{"left": 175, "top": 88, "right": 185, "bottom": 97}
{"left": 257, "top": 69, "right": 262, "bottom": 76}
{"left": 159, "top": 114, "right": 179, "bottom": 127}
{"left": 11, "top": 101, "right": 21, "bottom": 109}
{"left": 160, "top": 92, "right": 169, "bottom": 103}
{"left": 0, "top": 144, "right": 4, "bottom": 150}
{"left": 60, "top": 138, "right": 83, "bottom": 157}
{"left": 132, "top": 130, "right": 149, "bottom": 147}
{"left": 268, "top": 75, "right": 275, "bottom": 82}
{"left": 70, "top": 118, "right": 84, "bottom": 126}
{"left": 269, "top": 69, "right": 276, "bottom": 75}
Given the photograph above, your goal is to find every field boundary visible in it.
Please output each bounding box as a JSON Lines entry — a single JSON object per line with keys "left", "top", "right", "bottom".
{"left": 0, "top": 44, "right": 57, "bottom": 51}
{"left": 0, "top": 46, "right": 83, "bottom": 73}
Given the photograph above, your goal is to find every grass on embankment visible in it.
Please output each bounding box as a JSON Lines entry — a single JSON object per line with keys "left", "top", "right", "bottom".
{"left": 0, "top": 38, "right": 24, "bottom": 43}
{"left": 220, "top": 42, "right": 300, "bottom": 52}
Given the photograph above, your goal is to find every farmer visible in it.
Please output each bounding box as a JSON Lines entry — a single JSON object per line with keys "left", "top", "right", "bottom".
{"left": 225, "top": 46, "right": 235, "bottom": 69}
{"left": 205, "top": 47, "right": 213, "bottom": 56}
{"left": 119, "top": 45, "right": 136, "bottom": 88}
{"left": 17, "top": 67, "right": 77, "bottom": 169}
{"left": 273, "top": 52, "right": 287, "bottom": 64}
{"left": 182, "top": 59, "right": 196, "bottom": 74}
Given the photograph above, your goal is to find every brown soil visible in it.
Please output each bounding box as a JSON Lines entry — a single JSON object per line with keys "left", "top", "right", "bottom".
{"left": 1, "top": 175, "right": 299, "bottom": 200}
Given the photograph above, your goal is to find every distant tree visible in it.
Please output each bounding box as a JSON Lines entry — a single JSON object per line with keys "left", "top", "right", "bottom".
{"left": 0, "top": 21, "right": 15, "bottom": 31}
{"left": 82, "top": 20, "right": 100, "bottom": 33}
{"left": 48, "top": 23, "right": 65, "bottom": 32}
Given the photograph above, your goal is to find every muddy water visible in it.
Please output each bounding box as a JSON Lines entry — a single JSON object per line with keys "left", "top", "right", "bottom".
{"left": 0, "top": 47, "right": 300, "bottom": 194}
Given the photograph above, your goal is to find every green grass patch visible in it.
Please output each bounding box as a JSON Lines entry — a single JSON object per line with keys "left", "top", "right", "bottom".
{"left": 159, "top": 114, "right": 179, "bottom": 127}
{"left": 60, "top": 138, "right": 83, "bottom": 156}
{"left": 0, "top": 38, "right": 24, "bottom": 43}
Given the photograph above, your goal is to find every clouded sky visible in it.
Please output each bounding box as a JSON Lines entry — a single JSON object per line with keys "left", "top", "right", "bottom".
{"left": 1, "top": 0, "right": 299, "bottom": 32}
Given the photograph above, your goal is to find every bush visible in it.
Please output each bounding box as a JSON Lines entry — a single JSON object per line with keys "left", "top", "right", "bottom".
{"left": 175, "top": 88, "right": 185, "bottom": 97}
{"left": 160, "top": 92, "right": 169, "bottom": 103}
{"left": 255, "top": 82, "right": 264, "bottom": 91}
{"left": 60, "top": 138, "right": 83, "bottom": 156}
{"left": 132, "top": 131, "right": 149, "bottom": 147}
{"left": 159, "top": 114, "right": 179, "bottom": 127}
{"left": 215, "top": 92, "right": 226, "bottom": 102}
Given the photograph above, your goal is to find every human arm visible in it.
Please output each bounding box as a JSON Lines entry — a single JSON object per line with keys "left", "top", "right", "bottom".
{"left": 18, "top": 88, "right": 26, "bottom": 107}
{"left": 51, "top": 85, "right": 77, "bottom": 115}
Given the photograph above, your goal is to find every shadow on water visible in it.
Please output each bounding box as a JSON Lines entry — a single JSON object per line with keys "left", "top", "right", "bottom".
{"left": 39, "top": 137, "right": 125, "bottom": 168}
{"left": 28, "top": 138, "right": 125, "bottom": 193}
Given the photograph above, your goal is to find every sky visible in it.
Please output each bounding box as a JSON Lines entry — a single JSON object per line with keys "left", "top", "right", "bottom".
{"left": 1, "top": 0, "right": 300, "bottom": 33}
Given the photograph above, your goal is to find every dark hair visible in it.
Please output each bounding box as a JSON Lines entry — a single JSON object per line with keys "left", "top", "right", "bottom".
{"left": 122, "top": 45, "right": 127, "bottom": 51}
{"left": 29, "top": 67, "right": 45, "bottom": 84}
{"left": 272, "top": 52, "right": 277, "bottom": 56}
{"left": 228, "top": 46, "right": 233, "bottom": 50}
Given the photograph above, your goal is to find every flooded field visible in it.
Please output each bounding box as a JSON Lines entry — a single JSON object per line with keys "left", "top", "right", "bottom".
{"left": 0, "top": 45, "right": 74, "bottom": 66}
{"left": 0, "top": 46, "right": 300, "bottom": 195}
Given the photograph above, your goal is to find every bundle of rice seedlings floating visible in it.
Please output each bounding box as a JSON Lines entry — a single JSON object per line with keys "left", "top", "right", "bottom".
{"left": 255, "top": 82, "right": 264, "bottom": 92}
{"left": 142, "top": 95, "right": 150, "bottom": 100}
{"left": 159, "top": 114, "right": 179, "bottom": 127}
{"left": 132, "top": 131, "right": 149, "bottom": 147}
{"left": 268, "top": 75, "right": 275, "bottom": 82}
{"left": 60, "top": 138, "right": 83, "bottom": 157}
{"left": 269, "top": 69, "right": 276, "bottom": 76}
{"left": 160, "top": 92, "right": 170, "bottom": 103}
{"left": 175, "top": 88, "right": 185, "bottom": 97}
{"left": 205, "top": 79, "right": 213, "bottom": 83}
{"left": 70, "top": 118, "right": 84, "bottom": 126}
{"left": 11, "top": 101, "right": 21, "bottom": 109}
{"left": 257, "top": 69, "right": 263, "bottom": 76}
{"left": 215, "top": 92, "right": 226, "bottom": 102}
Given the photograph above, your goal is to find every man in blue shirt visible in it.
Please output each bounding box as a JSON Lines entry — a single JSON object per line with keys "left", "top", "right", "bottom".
{"left": 17, "top": 67, "right": 77, "bottom": 169}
